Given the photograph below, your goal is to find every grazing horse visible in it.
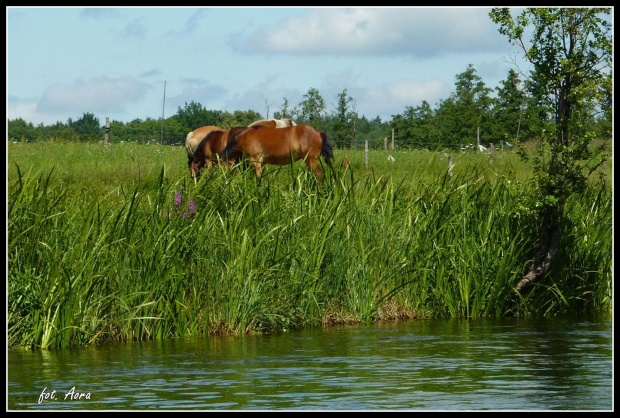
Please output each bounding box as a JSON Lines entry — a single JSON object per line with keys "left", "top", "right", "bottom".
{"left": 220, "top": 124, "right": 333, "bottom": 178}
{"left": 189, "top": 126, "right": 251, "bottom": 178}
{"left": 249, "top": 118, "right": 297, "bottom": 128}
{"left": 186, "top": 125, "right": 223, "bottom": 166}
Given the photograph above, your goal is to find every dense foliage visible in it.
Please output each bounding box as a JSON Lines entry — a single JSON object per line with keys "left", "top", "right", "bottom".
{"left": 7, "top": 143, "right": 612, "bottom": 349}
{"left": 8, "top": 62, "right": 610, "bottom": 150}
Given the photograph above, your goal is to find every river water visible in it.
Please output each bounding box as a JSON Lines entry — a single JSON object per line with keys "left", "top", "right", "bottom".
{"left": 7, "top": 315, "right": 613, "bottom": 411}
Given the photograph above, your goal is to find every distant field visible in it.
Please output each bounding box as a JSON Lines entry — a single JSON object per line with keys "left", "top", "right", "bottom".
{"left": 7, "top": 141, "right": 545, "bottom": 195}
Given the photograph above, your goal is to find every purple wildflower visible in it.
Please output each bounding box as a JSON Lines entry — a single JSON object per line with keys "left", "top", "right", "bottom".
{"left": 163, "top": 212, "right": 169, "bottom": 219}
{"left": 175, "top": 191, "right": 182, "bottom": 206}
{"left": 188, "top": 200, "right": 196, "bottom": 214}
{"left": 183, "top": 211, "right": 188, "bottom": 218}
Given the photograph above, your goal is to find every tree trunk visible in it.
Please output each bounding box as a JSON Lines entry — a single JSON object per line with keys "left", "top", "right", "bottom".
{"left": 515, "top": 220, "right": 560, "bottom": 294}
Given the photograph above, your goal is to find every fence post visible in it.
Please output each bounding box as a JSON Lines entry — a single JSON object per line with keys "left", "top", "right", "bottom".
{"left": 490, "top": 143, "right": 494, "bottom": 165}
{"left": 476, "top": 126, "right": 480, "bottom": 152}
{"left": 448, "top": 155, "right": 453, "bottom": 177}
{"left": 365, "top": 140, "right": 369, "bottom": 169}
{"left": 105, "top": 117, "right": 109, "bottom": 146}
{"left": 384, "top": 137, "right": 387, "bottom": 150}
{"left": 391, "top": 128, "right": 395, "bottom": 150}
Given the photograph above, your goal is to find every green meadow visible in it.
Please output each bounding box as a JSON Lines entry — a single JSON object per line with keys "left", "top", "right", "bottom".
{"left": 7, "top": 142, "right": 612, "bottom": 349}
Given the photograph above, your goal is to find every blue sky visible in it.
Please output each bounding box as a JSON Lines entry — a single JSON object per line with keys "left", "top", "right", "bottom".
{"left": 7, "top": 6, "right": 531, "bottom": 126}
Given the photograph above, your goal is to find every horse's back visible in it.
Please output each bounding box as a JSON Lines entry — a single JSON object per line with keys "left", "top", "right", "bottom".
{"left": 249, "top": 119, "right": 277, "bottom": 128}
{"left": 186, "top": 125, "right": 222, "bottom": 156}
{"left": 249, "top": 118, "right": 298, "bottom": 128}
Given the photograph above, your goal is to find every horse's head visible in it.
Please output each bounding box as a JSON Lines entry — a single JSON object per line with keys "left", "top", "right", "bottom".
{"left": 189, "top": 155, "right": 205, "bottom": 179}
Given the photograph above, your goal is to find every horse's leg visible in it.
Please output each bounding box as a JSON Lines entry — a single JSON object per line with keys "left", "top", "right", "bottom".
{"left": 306, "top": 158, "right": 323, "bottom": 179}
{"left": 251, "top": 155, "right": 264, "bottom": 178}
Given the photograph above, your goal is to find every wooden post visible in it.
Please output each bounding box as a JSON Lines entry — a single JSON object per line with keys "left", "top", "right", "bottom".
{"left": 353, "top": 117, "right": 356, "bottom": 149}
{"left": 161, "top": 80, "right": 166, "bottom": 145}
{"left": 391, "top": 128, "right": 394, "bottom": 150}
{"left": 384, "top": 137, "right": 387, "bottom": 150}
{"left": 105, "top": 117, "right": 109, "bottom": 146}
{"left": 490, "top": 143, "right": 494, "bottom": 165}
{"left": 365, "top": 140, "right": 369, "bottom": 169}
{"left": 448, "top": 155, "right": 453, "bottom": 177}
{"left": 476, "top": 126, "right": 480, "bottom": 152}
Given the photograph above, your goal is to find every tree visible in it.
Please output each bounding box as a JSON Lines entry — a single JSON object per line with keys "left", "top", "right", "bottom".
{"left": 175, "top": 101, "right": 224, "bottom": 131}
{"left": 219, "top": 109, "right": 263, "bottom": 129}
{"left": 70, "top": 112, "right": 101, "bottom": 142}
{"left": 295, "top": 87, "right": 327, "bottom": 129}
{"left": 489, "top": 7, "right": 612, "bottom": 293}
{"left": 492, "top": 69, "right": 526, "bottom": 144}
{"left": 392, "top": 101, "right": 439, "bottom": 149}
{"left": 332, "top": 89, "right": 355, "bottom": 148}
{"left": 435, "top": 64, "right": 493, "bottom": 147}
{"left": 273, "top": 97, "right": 293, "bottom": 120}
{"left": 8, "top": 118, "right": 36, "bottom": 143}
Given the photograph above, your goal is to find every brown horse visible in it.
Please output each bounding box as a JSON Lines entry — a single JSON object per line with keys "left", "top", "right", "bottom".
{"left": 189, "top": 126, "right": 251, "bottom": 178}
{"left": 249, "top": 118, "right": 297, "bottom": 128}
{"left": 220, "top": 124, "right": 333, "bottom": 178}
{"left": 186, "top": 125, "right": 222, "bottom": 166}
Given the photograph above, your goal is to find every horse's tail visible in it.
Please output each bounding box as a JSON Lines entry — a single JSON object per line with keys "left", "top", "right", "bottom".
{"left": 320, "top": 132, "right": 334, "bottom": 165}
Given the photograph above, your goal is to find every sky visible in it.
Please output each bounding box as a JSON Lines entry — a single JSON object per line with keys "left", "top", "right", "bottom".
{"left": 6, "top": 6, "right": 532, "bottom": 127}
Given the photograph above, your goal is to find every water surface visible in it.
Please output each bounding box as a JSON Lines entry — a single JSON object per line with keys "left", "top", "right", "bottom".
{"left": 7, "top": 315, "right": 613, "bottom": 410}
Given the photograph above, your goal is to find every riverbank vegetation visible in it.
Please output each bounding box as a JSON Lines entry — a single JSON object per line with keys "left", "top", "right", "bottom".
{"left": 7, "top": 142, "right": 612, "bottom": 349}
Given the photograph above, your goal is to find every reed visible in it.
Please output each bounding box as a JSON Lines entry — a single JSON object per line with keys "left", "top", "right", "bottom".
{"left": 7, "top": 143, "right": 612, "bottom": 349}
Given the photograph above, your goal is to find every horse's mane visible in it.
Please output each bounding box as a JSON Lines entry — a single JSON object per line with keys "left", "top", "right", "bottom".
{"left": 220, "top": 128, "right": 252, "bottom": 162}
{"left": 274, "top": 119, "right": 293, "bottom": 128}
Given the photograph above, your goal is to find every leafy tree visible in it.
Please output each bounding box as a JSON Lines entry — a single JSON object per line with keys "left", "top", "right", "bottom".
{"left": 492, "top": 69, "right": 528, "bottom": 145}
{"left": 50, "top": 125, "right": 79, "bottom": 143}
{"left": 332, "top": 89, "right": 355, "bottom": 147}
{"left": 435, "top": 65, "right": 493, "bottom": 147}
{"left": 294, "top": 87, "right": 327, "bottom": 130}
{"left": 433, "top": 97, "right": 460, "bottom": 147}
{"left": 219, "top": 109, "right": 263, "bottom": 129}
{"left": 489, "top": 7, "right": 612, "bottom": 292}
{"left": 273, "top": 97, "right": 293, "bottom": 120}
{"left": 176, "top": 101, "right": 224, "bottom": 131}
{"left": 7, "top": 118, "right": 37, "bottom": 143}
{"left": 392, "top": 101, "right": 439, "bottom": 149}
{"left": 70, "top": 112, "right": 101, "bottom": 142}
{"left": 161, "top": 117, "right": 188, "bottom": 145}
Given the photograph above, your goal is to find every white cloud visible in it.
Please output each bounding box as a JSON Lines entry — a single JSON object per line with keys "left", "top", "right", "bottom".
{"left": 360, "top": 78, "right": 449, "bottom": 119}
{"left": 6, "top": 102, "right": 53, "bottom": 126}
{"left": 37, "top": 74, "right": 149, "bottom": 114}
{"left": 171, "top": 80, "right": 229, "bottom": 110}
{"left": 231, "top": 8, "right": 505, "bottom": 57}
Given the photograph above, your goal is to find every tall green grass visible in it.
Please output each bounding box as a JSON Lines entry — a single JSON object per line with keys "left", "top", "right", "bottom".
{"left": 7, "top": 143, "right": 612, "bottom": 349}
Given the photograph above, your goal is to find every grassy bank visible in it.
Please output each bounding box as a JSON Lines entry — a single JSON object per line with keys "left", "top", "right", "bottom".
{"left": 7, "top": 142, "right": 612, "bottom": 349}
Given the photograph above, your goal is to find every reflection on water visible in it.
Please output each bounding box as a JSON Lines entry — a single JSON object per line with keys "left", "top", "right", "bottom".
{"left": 7, "top": 315, "right": 612, "bottom": 410}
